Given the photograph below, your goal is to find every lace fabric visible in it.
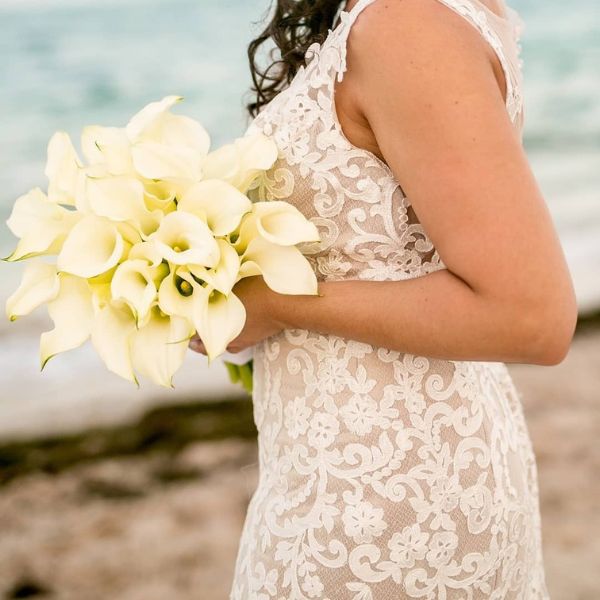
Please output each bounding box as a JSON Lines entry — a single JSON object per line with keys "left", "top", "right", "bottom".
{"left": 231, "top": 1, "right": 549, "bottom": 598}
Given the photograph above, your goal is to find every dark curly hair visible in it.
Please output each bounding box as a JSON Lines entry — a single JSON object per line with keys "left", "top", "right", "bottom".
{"left": 247, "top": 0, "right": 345, "bottom": 117}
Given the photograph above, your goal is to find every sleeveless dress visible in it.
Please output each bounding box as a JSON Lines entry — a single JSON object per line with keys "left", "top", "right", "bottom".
{"left": 231, "top": 1, "right": 549, "bottom": 598}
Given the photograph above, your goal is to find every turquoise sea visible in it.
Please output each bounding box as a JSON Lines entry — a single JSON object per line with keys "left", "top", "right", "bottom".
{"left": 0, "top": 0, "right": 598, "bottom": 438}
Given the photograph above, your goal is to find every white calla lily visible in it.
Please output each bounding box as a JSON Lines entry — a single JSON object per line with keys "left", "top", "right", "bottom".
{"left": 252, "top": 201, "right": 320, "bottom": 246}
{"left": 131, "top": 141, "right": 204, "bottom": 181}
{"left": 192, "top": 289, "right": 246, "bottom": 363}
{"left": 126, "top": 96, "right": 210, "bottom": 152}
{"left": 85, "top": 174, "right": 160, "bottom": 235}
{"left": 81, "top": 126, "right": 132, "bottom": 175}
{"left": 130, "top": 306, "right": 193, "bottom": 388}
{"left": 125, "top": 96, "right": 182, "bottom": 140}
{"left": 202, "top": 133, "right": 278, "bottom": 193}
{"left": 88, "top": 266, "right": 117, "bottom": 311}
{"left": 45, "top": 132, "right": 83, "bottom": 206}
{"left": 239, "top": 236, "right": 318, "bottom": 295}
{"left": 230, "top": 212, "right": 259, "bottom": 255}
{"left": 129, "top": 241, "right": 164, "bottom": 267}
{"left": 149, "top": 210, "right": 220, "bottom": 267}
{"left": 143, "top": 182, "right": 178, "bottom": 214}
{"left": 57, "top": 215, "right": 126, "bottom": 278}
{"left": 91, "top": 300, "right": 138, "bottom": 384}
{"left": 4, "top": 188, "right": 80, "bottom": 261}
{"left": 40, "top": 274, "right": 95, "bottom": 369}
{"left": 157, "top": 266, "right": 201, "bottom": 320}
{"left": 111, "top": 258, "right": 168, "bottom": 324}
{"left": 188, "top": 238, "right": 240, "bottom": 295}
{"left": 5, "top": 260, "right": 60, "bottom": 321}
{"left": 157, "top": 266, "right": 245, "bottom": 361}
{"left": 126, "top": 96, "right": 210, "bottom": 182}
{"left": 178, "top": 179, "right": 252, "bottom": 236}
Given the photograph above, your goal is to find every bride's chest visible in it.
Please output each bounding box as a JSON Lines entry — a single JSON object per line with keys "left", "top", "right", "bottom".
{"left": 246, "top": 49, "right": 445, "bottom": 282}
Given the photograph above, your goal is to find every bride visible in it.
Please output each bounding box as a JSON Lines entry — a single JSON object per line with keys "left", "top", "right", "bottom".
{"left": 190, "top": 0, "right": 576, "bottom": 597}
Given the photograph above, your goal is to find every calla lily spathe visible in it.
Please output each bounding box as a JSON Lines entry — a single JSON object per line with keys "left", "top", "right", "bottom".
{"left": 5, "top": 260, "right": 60, "bottom": 321}
{"left": 239, "top": 235, "right": 318, "bottom": 295}
{"left": 127, "top": 96, "right": 211, "bottom": 182}
{"left": 157, "top": 265, "right": 245, "bottom": 362}
{"left": 81, "top": 125, "right": 132, "bottom": 176}
{"left": 85, "top": 173, "right": 161, "bottom": 236}
{"left": 130, "top": 306, "right": 193, "bottom": 388}
{"left": 40, "top": 273, "right": 95, "bottom": 369}
{"left": 188, "top": 238, "right": 240, "bottom": 295}
{"left": 148, "top": 210, "right": 220, "bottom": 267}
{"left": 91, "top": 300, "right": 139, "bottom": 384}
{"left": 57, "top": 215, "right": 127, "bottom": 278}
{"left": 4, "top": 188, "right": 81, "bottom": 262}
{"left": 45, "top": 132, "right": 83, "bottom": 206}
{"left": 111, "top": 258, "right": 168, "bottom": 325}
{"left": 203, "top": 133, "right": 278, "bottom": 193}
{"left": 252, "top": 201, "right": 320, "bottom": 246}
{"left": 193, "top": 289, "right": 246, "bottom": 363}
{"left": 178, "top": 179, "right": 252, "bottom": 236}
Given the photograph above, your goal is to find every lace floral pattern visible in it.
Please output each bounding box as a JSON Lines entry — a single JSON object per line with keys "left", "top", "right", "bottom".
{"left": 231, "top": 1, "right": 548, "bottom": 598}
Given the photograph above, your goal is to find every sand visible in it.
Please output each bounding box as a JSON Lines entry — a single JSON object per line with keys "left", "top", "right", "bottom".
{"left": 0, "top": 326, "right": 598, "bottom": 599}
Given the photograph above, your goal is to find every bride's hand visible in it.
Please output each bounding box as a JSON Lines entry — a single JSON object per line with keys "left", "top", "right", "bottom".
{"left": 188, "top": 276, "right": 285, "bottom": 356}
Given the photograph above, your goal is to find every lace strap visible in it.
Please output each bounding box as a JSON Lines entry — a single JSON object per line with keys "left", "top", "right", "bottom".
{"left": 333, "top": 0, "right": 378, "bottom": 82}
{"left": 331, "top": 0, "right": 522, "bottom": 122}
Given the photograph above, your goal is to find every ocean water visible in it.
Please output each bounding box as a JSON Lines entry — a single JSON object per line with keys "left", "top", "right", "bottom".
{"left": 0, "top": 0, "right": 598, "bottom": 439}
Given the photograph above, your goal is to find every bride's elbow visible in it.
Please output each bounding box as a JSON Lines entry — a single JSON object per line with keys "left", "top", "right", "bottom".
{"left": 519, "top": 293, "right": 578, "bottom": 366}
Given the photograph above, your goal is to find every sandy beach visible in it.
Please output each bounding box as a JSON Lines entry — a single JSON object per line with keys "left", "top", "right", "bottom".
{"left": 0, "top": 320, "right": 598, "bottom": 599}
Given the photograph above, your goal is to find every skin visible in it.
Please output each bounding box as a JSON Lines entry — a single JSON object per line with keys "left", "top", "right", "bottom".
{"left": 190, "top": 0, "right": 578, "bottom": 366}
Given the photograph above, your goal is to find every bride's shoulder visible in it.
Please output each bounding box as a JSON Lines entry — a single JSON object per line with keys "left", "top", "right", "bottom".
{"left": 344, "top": 0, "right": 504, "bottom": 101}
{"left": 347, "top": 0, "right": 498, "bottom": 64}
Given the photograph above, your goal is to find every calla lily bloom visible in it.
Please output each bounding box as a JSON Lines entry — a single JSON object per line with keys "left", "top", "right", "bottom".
{"left": 5, "top": 260, "right": 60, "bottom": 321}
{"left": 45, "top": 132, "right": 83, "bottom": 206}
{"left": 178, "top": 179, "right": 252, "bottom": 236}
{"left": 128, "top": 240, "right": 165, "bottom": 267}
{"left": 193, "top": 288, "right": 246, "bottom": 363}
{"left": 57, "top": 215, "right": 127, "bottom": 278}
{"left": 111, "top": 258, "right": 168, "bottom": 325}
{"left": 130, "top": 306, "right": 193, "bottom": 388}
{"left": 157, "top": 265, "right": 245, "bottom": 362}
{"left": 157, "top": 266, "right": 201, "bottom": 320}
{"left": 252, "top": 201, "right": 320, "bottom": 246}
{"left": 143, "top": 182, "right": 178, "bottom": 214}
{"left": 239, "top": 235, "right": 318, "bottom": 295}
{"left": 149, "top": 210, "right": 220, "bottom": 267}
{"left": 81, "top": 125, "right": 133, "bottom": 175}
{"left": 126, "top": 96, "right": 210, "bottom": 182}
{"left": 88, "top": 266, "right": 118, "bottom": 311}
{"left": 40, "top": 274, "right": 95, "bottom": 369}
{"left": 91, "top": 300, "right": 138, "bottom": 385}
{"left": 4, "top": 188, "right": 81, "bottom": 262}
{"left": 202, "top": 133, "right": 278, "bottom": 193}
{"left": 85, "top": 174, "right": 161, "bottom": 236}
{"left": 188, "top": 238, "right": 240, "bottom": 296}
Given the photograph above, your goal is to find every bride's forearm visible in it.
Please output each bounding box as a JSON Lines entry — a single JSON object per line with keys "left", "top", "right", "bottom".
{"left": 269, "top": 269, "right": 567, "bottom": 365}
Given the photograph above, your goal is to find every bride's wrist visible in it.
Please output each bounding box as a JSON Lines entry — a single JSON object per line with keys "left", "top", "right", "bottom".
{"left": 268, "top": 280, "right": 327, "bottom": 332}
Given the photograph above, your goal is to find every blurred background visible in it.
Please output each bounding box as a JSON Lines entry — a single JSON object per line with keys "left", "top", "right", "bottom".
{"left": 0, "top": 0, "right": 598, "bottom": 598}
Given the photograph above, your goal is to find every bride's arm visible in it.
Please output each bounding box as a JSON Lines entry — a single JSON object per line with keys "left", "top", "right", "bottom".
{"left": 261, "top": 0, "right": 575, "bottom": 366}
{"left": 192, "top": 0, "right": 577, "bottom": 365}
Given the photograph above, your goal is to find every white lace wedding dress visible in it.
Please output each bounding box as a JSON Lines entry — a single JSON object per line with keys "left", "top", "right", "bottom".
{"left": 230, "top": 0, "right": 549, "bottom": 598}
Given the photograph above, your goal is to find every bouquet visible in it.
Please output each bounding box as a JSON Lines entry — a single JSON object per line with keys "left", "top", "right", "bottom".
{"left": 4, "top": 96, "right": 320, "bottom": 389}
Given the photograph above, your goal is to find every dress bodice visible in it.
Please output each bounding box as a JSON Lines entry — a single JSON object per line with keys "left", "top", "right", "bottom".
{"left": 246, "top": 0, "right": 525, "bottom": 285}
